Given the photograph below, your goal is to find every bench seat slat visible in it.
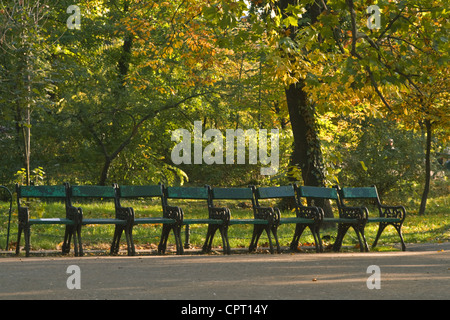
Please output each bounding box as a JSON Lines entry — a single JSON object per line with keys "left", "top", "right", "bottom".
{"left": 279, "top": 217, "right": 315, "bottom": 225}
{"left": 29, "top": 218, "right": 74, "bottom": 225}
{"left": 323, "top": 218, "right": 359, "bottom": 223}
{"left": 368, "top": 217, "right": 401, "bottom": 223}
{"left": 134, "top": 217, "right": 176, "bottom": 224}
{"left": 183, "top": 218, "right": 223, "bottom": 225}
{"left": 82, "top": 218, "right": 127, "bottom": 225}
{"left": 229, "top": 218, "right": 268, "bottom": 225}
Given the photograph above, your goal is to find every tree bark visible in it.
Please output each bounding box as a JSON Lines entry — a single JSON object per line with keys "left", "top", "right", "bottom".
{"left": 278, "top": 0, "right": 333, "bottom": 218}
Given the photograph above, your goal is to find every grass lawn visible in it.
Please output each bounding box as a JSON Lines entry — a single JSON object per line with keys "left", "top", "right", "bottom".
{"left": 1, "top": 189, "right": 448, "bottom": 255}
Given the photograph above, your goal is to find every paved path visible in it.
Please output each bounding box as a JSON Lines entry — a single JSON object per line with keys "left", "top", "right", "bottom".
{"left": 0, "top": 243, "right": 449, "bottom": 302}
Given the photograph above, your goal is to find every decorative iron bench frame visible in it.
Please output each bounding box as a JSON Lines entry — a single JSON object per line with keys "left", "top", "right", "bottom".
{"left": 66, "top": 184, "right": 134, "bottom": 256}
{"left": 295, "top": 185, "right": 369, "bottom": 252}
{"left": 206, "top": 186, "right": 276, "bottom": 254}
{"left": 14, "top": 183, "right": 406, "bottom": 256}
{"left": 15, "top": 183, "right": 82, "bottom": 257}
{"left": 114, "top": 184, "right": 184, "bottom": 255}
{"left": 163, "top": 185, "right": 228, "bottom": 255}
{"left": 252, "top": 185, "right": 323, "bottom": 253}
{"left": 337, "top": 185, "right": 406, "bottom": 251}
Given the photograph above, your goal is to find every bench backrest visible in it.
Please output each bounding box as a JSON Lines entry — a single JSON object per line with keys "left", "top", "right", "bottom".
{"left": 337, "top": 186, "right": 382, "bottom": 209}
{"left": 295, "top": 185, "right": 339, "bottom": 200}
{"left": 16, "top": 184, "right": 68, "bottom": 208}
{"left": 69, "top": 185, "right": 116, "bottom": 199}
{"left": 117, "top": 185, "right": 163, "bottom": 198}
{"left": 17, "top": 185, "right": 67, "bottom": 199}
{"left": 252, "top": 186, "right": 296, "bottom": 212}
{"left": 208, "top": 186, "right": 256, "bottom": 215}
{"left": 165, "top": 186, "right": 209, "bottom": 200}
{"left": 339, "top": 186, "right": 379, "bottom": 199}
{"left": 255, "top": 185, "right": 295, "bottom": 199}
{"left": 210, "top": 187, "right": 254, "bottom": 200}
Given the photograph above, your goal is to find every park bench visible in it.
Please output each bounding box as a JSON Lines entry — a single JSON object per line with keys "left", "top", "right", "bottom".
{"left": 337, "top": 185, "right": 406, "bottom": 251}
{"left": 163, "top": 185, "right": 228, "bottom": 254}
{"left": 66, "top": 184, "right": 134, "bottom": 256}
{"left": 295, "top": 185, "right": 369, "bottom": 252}
{"left": 114, "top": 184, "right": 183, "bottom": 255}
{"left": 253, "top": 185, "right": 323, "bottom": 253}
{"left": 15, "top": 183, "right": 82, "bottom": 257}
{"left": 206, "top": 186, "right": 275, "bottom": 254}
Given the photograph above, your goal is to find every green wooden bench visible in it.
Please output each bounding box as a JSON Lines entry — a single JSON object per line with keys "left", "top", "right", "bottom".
{"left": 15, "top": 183, "right": 82, "bottom": 257}
{"left": 253, "top": 185, "right": 323, "bottom": 253}
{"left": 337, "top": 185, "right": 406, "bottom": 251}
{"left": 248, "top": 185, "right": 284, "bottom": 254}
{"left": 206, "top": 186, "right": 272, "bottom": 254}
{"left": 114, "top": 184, "right": 183, "bottom": 255}
{"left": 295, "top": 185, "right": 369, "bottom": 252}
{"left": 67, "top": 184, "right": 134, "bottom": 256}
{"left": 164, "top": 186, "right": 227, "bottom": 254}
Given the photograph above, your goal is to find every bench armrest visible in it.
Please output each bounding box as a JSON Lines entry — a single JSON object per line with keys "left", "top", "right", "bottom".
{"left": 340, "top": 206, "right": 368, "bottom": 223}
{"left": 208, "top": 206, "right": 231, "bottom": 224}
{"left": 254, "top": 206, "right": 280, "bottom": 226}
{"left": 115, "top": 206, "right": 135, "bottom": 224}
{"left": 65, "top": 205, "right": 83, "bottom": 225}
{"left": 18, "top": 207, "right": 29, "bottom": 225}
{"left": 379, "top": 204, "right": 406, "bottom": 222}
{"left": 163, "top": 205, "right": 184, "bottom": 224}
{"left": 298, "top": 206, "right": 323, "bottom": 223}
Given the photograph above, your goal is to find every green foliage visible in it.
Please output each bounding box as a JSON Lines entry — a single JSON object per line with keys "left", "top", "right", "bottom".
{"left": 14, "top": 167, "right": 46, "bottom": 186}
{"left": 335, "top": 118, "right": 425, "bottom": 197}
{"left": 0, "top": 0, "right": 447, "bottom": 219}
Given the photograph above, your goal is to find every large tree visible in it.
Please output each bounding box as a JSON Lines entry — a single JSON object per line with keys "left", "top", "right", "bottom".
{"left": 301, "top": 0, "right": 449, "bottom": 214}
{"left": 54, "top": 0, "right": 224, "bottom": 185}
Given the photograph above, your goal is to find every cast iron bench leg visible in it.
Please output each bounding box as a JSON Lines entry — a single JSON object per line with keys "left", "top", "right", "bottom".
{"left": 310, "top": 225, "right": 322, "bottom": 253}
{"left": 24, "top": 224, "right": 31, "bottom": 257}
{"left": 158, "top": 223, "right": 171, "bottom": 254}
{"left": 358, "top": 226, "right": 369, "bottom": 252}
{"left": 271, "top": 224, "right": 281, "bottom": 253}
{"left": 372, "top": 222, "right": 406, "bottom": 251}
{"left": 220, "top": 225, "right": 231, "bottom": 255}
{"left": 353, "top": 226, "right": 367, "bottom": 252}
{"left": 124, "top": 224, "right": 135, "bottom": 256}
{"left": 202, "top": 224, "right": 217, "bottom": 253}
{"left": 76, "top": 223, "right": 83, "bottom": 256}
{"left": 110, "top": 225, "right": 122, "bottom": 255}
{"left": 396, "top": 224, "right": 406, "bottom": 251}
{"left": 249, "top": 225, "right": 263, "bottom": 252}
{"left": 62, "top": 225, "right": 71, "bottom": 254}
{"left": 333, "top": 223, "right": 349, "bottom": 252}
{"left": 16, "top": 224, "right": 23, "bottom": 255}
{"left": 174, "top": 224, "right": 184, "bottom": 255}
{"left": 289, "top": 224, "right": 307, "bottom": 251}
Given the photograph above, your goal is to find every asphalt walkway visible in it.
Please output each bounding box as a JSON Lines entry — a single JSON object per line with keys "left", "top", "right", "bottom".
{"left": 0, "top": 243, "right": 449, "bottom": 302}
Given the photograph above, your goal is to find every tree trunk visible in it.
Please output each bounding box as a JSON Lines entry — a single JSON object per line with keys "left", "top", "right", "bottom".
{"left": 278, "top": 0, "right": 332, "bottom": 218}
{"left": 419, "top": 119, "right": 432, "bottom": 215}
{"left": 285, "top": 82, "right": 332, "bottom": 218}
{"left": 99, "top": 157, "right": 112, "bottom": 186}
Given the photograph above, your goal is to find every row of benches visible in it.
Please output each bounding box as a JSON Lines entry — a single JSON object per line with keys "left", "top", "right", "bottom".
{"left": 15, "top": 183, "right": 406, "bottom": 257}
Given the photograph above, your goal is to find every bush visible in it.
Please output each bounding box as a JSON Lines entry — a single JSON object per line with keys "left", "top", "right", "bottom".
{"left": 336, "top": 117, "right": 424, "bottom": 198}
